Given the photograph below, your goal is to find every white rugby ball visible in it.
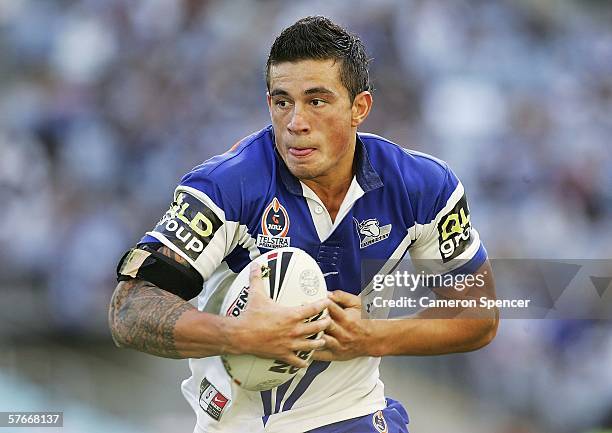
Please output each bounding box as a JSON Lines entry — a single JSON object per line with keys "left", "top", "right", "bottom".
{"left": 220, "top": 247, "right": 328, "bottom": 391}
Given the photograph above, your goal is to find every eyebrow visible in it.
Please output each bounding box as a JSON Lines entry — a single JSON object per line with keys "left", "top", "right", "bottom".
{"left": 269, "top": 87, "right": 335, "bottom": 97}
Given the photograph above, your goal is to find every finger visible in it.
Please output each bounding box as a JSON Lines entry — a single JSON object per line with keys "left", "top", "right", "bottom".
{"left": 295, "top": 316, "right": 331, "bottom": 337}
{"left": 311, "top": 334, "right": 340, "bottom": 361}
{"left": 291, "top": 336, "right": 326, "bottom": 353}
{"left": 295, "top": 298, "right": 330, "bottom": 321}
{"left": 324, "top": 318, "right": 348, "bottom": 340}
{"left": 249, "top": 262, "right": 262, "bottom": 285}
{"left": 283, "top": 353, "right": 310, "bottom": 369}
{"left": 248, "top": 262, "right": 269, "bottom": 299}
{"left": 326, "top": 299, "right": 347, "bottom": 322}
{"left": 329, "top": 290, "right": 361, "bottom": 309}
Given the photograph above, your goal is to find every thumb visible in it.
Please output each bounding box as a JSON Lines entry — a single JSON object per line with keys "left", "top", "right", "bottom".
{"left": 248, "top": 262, "right": 270, "bottom": 300}
{"left": 329, "top": 290, "right": 361, "bottom": 309}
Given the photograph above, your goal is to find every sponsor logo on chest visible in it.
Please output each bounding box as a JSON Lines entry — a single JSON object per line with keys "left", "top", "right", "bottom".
{"left": 257, "top": 197, "right": 291, "bottom": 249}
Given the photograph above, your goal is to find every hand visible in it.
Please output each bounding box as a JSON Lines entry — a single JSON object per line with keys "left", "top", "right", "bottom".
{"left": 226, "top": 263, "right": 331, "bottom": 368}
{"left": 311, "top": 290, "right": 377, "bottom": 361}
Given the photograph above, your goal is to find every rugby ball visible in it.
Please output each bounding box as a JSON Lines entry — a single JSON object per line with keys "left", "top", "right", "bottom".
{"left": 220, "top": 247, "right": 328, "bottom": 391}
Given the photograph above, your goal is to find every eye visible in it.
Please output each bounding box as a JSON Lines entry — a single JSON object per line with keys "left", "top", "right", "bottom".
{"left": 275, "top": 100, "right": 289, "bottom": 108}
{"left": 310, "top": 99, "right": 326, "bottom": 107}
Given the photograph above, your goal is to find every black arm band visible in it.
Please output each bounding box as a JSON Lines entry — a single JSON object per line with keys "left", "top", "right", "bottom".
{"left": 116, "top": 245, "right": 204, "bottom": 301}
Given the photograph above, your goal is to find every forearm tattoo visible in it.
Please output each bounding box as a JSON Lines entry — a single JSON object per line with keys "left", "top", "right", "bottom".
{"left": 108, "top": 246, "right": 195, "bottom": 358}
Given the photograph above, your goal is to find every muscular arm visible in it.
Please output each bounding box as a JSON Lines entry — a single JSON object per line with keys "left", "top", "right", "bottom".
{"left": 371, "top": 260, "right": 498, "bottom": 356}
{"left": 108, "top": 246, "right": 229, "bottom": 359}
{"left": 108, "top": 248, "right": 330, "bottom": 364}
{"left": 313, "top": 260, "right": 498, "bottom": 361}
{"left": 109, "top": 279, "right": 194, "bottom": 358}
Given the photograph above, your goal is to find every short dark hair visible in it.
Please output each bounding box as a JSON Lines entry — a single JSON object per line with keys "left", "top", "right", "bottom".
{"left": 266, "top": 16, "right": 371, "bottom": 102}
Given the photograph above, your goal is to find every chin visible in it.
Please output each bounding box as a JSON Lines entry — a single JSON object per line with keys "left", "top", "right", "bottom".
{"left": 286, "top": 164, "right": 320, "bottom": 181}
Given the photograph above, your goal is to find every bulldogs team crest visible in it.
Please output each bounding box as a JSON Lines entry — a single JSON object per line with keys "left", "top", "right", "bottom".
{"left": 354, "top": 217, "right": 392, "bottom": 249}
{"left": 257, "top": 197, "right": 291, "bottom": 249}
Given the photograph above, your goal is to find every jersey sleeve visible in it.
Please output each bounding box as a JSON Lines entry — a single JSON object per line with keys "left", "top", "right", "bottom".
{"left": 140, "top": 173, "right": 240, "bottom": 282}
{"left": 408, "top": 165, "right": 487, "bottom": 275}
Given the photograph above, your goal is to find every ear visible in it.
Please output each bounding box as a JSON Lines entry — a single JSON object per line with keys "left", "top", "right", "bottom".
{"left": 266, "top": 92, "right": 273, "bottom": 113}
{"left": 351, "top": 91, "right": 373, "bottom": 127}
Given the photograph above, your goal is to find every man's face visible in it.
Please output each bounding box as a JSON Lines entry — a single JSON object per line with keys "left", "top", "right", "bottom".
{"left": 267, "top": 59, "right": 357, "bottom": 182}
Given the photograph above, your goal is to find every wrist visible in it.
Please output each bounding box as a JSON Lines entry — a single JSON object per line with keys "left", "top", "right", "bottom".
{"left": 364, "top": 320, "right": 387, "bottom": 357}
{"left": 218, "top": 316, "right": 245, "bottom": 356}
{"left": 176, "top": 311, "right": 243, "bottom": 358}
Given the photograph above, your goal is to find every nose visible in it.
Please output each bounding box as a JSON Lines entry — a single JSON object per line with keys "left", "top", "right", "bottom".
{"left": 287, "top": 106, "right": 310, "bottom": 135}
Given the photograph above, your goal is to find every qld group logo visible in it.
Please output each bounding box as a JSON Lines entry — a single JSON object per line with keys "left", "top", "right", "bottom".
{"left": 437, "top": 194, "right": 471, "bottom": 262}
{"left": 257, "top": 197, "right": 291, "bottom": 249}
{"left": 354, "top": 217, "right": 391, "bottom": 249}
{"left": 153, "top": 191, "right": 222, "bottom": 261}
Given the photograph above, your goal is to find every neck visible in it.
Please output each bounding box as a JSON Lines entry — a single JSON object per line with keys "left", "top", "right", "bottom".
{"left": 302, "top": 173, "right": 352, "bottom": 204}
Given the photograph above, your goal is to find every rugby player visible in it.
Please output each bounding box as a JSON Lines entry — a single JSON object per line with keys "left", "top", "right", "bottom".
{"left": 109, "top": 16, "right": 498, "bottom": 433}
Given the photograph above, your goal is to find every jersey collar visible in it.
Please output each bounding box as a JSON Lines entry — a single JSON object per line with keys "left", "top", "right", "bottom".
{"left": 271, "top": 128, "right": 384, "bottom": 196}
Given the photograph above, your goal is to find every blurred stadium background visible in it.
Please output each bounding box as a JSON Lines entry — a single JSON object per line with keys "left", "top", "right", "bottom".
{"left": 1, "top": 0, "right": 612, "bottom": 432}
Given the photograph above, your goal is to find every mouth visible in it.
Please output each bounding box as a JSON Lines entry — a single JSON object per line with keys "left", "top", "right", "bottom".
{"left": 288, "top": 147, "right": 316, "bottom": 157}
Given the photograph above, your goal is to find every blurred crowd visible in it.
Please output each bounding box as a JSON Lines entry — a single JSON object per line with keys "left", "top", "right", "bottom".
{"left": 1, "top": 0, "right": 611, "bottom": 432}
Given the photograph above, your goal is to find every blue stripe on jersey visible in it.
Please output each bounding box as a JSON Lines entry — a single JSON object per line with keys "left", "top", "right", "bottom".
{"left": 261, "top": 390, "right": 272, "bottom": 425}
{"left": 274, "top": 378, "right": 295, "bottom": 414}
{"left": 224, "top": 243, "right": 254, "bottom": 274}
{"left": 281, "top": 361, "right": 331, "bottom": 412}
{"left": 139, "top": 234, "right": 160, "bottom": 244}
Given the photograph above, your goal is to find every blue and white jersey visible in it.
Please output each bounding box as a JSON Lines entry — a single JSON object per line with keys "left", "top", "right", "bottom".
{"left": 141, "top": 125, "right": 487, "bottom": 432}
